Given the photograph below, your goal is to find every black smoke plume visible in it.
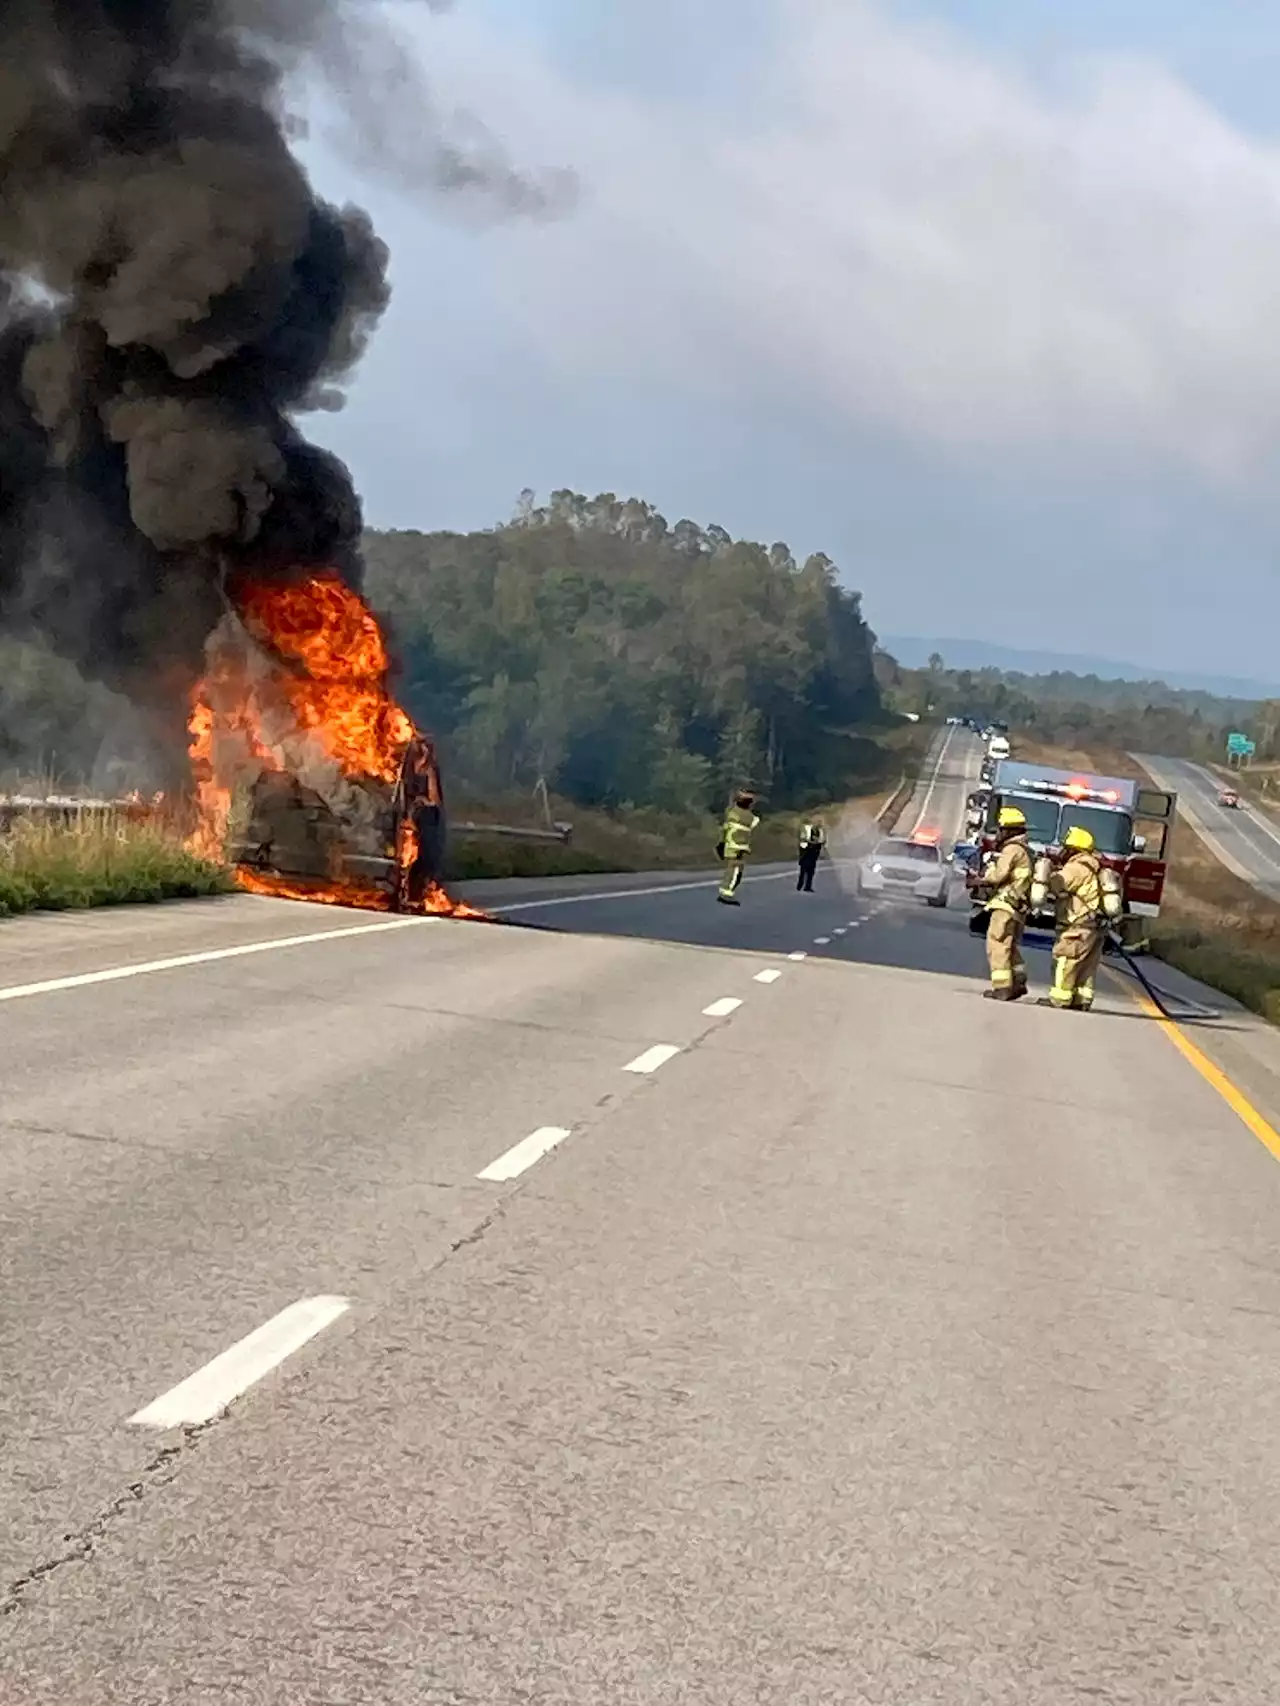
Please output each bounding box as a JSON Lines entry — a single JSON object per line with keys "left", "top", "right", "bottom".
{"left": 0, "top": 0, "right": 563, "bottom": 774}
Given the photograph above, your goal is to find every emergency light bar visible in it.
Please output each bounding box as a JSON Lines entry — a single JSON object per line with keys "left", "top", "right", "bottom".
{"left": 1013, "top": 777, "right": 1122, "bottom": 805}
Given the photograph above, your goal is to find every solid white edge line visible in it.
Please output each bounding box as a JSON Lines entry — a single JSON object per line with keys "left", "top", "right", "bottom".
{"left": 0, "top": 918, "right": 425, "bottom": 1004}
{"left": 703, "top": 997, "right": 743, "bottom": 1017}
{"left": 128, "top": 1295, "right": 352, "bottom": 1429}
{"left": 488, "top": 871, "right": 793, "bottom": 914}
{"left": 754, "top": 969, "right": 782, "bottom": 984}
{"left": 477, "top": 1125, "right": 573, "bottom": 1182}
{"left": 624, "top": 1043, "right": 681, "bottom": 1074}
{"left": 908, "top": 725, "right": 955, "bottom": 834}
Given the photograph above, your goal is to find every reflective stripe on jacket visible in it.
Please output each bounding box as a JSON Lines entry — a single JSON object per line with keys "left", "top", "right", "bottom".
{"left": 985, "top": 835, "right": 1033, "bottom": 916}
{"left": 722, "top": 807, "right": 758, "bottom": 858}
{"left": 799, "top": 824, "right": 825, "bottom": 850}
{"left": 1052, "top": 850, "right": 1103, "bottom": 931}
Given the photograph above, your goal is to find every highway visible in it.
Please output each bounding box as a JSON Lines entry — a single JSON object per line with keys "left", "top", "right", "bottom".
{"left": 1137, "top": 751, "right": 1280, "bottom": 902}
{"left": 4, "top": 729, "right": 1280, "bottom": 1703}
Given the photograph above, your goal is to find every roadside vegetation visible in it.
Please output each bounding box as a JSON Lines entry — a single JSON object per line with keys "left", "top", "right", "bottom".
{"left": 1146, "top": 819, "right": 1280, "bottom": 1024}
{"left": 0, "top": 813, "right": 231, "bottom": 919}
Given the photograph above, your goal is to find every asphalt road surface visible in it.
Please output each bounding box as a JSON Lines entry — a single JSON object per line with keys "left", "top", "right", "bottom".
{"left": 4, "top": 731, "right": 1280, "bottom": 1704}
{"left": 1137, "top": 751, "right": 1280, "bottom": 902}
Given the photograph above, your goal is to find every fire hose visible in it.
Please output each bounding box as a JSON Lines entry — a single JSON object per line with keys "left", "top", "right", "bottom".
{"left": 1102, "top": 928, "right": 1223, "bottom": 1023}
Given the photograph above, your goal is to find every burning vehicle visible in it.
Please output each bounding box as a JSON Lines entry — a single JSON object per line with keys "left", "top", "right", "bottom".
{"left": 188, "top": 571, "right": 482, "bottom": 915}
{"left": 0, "top": 2, "right": 565, "bottom": 915}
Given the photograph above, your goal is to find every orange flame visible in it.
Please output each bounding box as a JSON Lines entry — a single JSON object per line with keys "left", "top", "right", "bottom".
{"left": 188, "top": 569, "right": 485, "bottom": 920}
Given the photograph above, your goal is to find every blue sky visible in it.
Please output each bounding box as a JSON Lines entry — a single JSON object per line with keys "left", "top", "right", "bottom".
{"left": 300, "top": 0, "right": 1280, "bottom": 681}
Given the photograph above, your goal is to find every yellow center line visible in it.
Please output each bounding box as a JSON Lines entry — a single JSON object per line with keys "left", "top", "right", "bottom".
{"left": 1108, "top": 971, "right": 1280, "bottom": 1165}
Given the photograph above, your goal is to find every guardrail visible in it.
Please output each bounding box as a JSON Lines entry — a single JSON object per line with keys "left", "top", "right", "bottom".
{"left": 0, "top": 794, "right": 163, "bottom": 830}
{"left": 453, "top": 819, "right": 573, "bottom": 846}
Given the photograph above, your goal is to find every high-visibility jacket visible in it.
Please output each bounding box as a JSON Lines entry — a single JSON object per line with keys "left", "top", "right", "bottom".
{"left": 984, "top": 834, "right": 1033, "bottom": 917}
{"left": 799, "top": 823, "right": 825, "bottom": 850}
{"left": 722, "top": 806, "right": 758, "bottom": 858}
{"left": 1051, "top": 850, "right": 1104, "bottom": 931}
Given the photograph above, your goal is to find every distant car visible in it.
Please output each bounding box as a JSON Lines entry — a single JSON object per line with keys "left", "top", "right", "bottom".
{"left": 1218, "top": 788, "right": 1242, "bottom": 809}
{"left": 858, "top": 836, "right": 949, "bottom": 907}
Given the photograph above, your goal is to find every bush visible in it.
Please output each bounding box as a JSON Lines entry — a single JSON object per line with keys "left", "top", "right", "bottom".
{"left": 447, "top": 839, "right": 621, "bottom": 881}
{"left": 0, "top": 816, "right": 232, "bottom": 918}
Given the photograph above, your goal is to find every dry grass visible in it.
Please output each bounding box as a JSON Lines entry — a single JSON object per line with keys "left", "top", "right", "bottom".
{"left": 0, "top": 812, "right": 231, "bottom": 918}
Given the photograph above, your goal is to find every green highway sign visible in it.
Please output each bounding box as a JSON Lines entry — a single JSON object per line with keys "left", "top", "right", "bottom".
{"left": 1227, "top": 731, "right": 1253, "bottom": 754}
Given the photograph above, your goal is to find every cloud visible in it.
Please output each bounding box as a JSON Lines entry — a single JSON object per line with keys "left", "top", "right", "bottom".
{"left": 398, "top": 0, "right": 1280, "bottom": 488}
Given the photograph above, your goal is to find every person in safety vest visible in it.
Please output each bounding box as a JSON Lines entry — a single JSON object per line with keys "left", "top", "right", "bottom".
{"left": 977, "top": 805, "right": 1033, "bottom": 1001}
{"left": 1039, "top": 825, "right": 1121, "bottom": 1012}
{"left": 796, "top": 817, "right": 826, "bottom": 892}
{"left": 717, "top": 792, "right": 760, "bottom": 905}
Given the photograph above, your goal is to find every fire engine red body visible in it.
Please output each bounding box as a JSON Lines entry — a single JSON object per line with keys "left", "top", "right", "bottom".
{"left": 965, "top": 762, "right": 1177, "bottom": 946}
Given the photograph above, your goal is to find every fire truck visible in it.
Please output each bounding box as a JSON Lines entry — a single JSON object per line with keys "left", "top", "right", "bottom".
{"left": 965, "top": 761, "right": 1176, "bottom": 948}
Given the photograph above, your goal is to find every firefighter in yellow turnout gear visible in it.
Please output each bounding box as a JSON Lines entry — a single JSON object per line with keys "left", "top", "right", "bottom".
{"left": 980, "top": 806, "right": 1034, "bottom": 1001}
{"left": 717, "top": 792, "right": 760, "bottom": 905}
{"left": 1039, "top": 825, "right": 1122, "bottom": 1011}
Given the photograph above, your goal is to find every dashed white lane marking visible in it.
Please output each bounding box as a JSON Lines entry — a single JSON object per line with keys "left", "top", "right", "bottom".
{"left": 754, "top": 969, "right": 782, "bottom": 984}
{"left": 814, "top": 936, "right": 831, "bottom": 945}
{"left": 0, "top": 918, "right": 425, "bottom": 1005}
{"left": 833, "top": 927, "right": 847, "bottom": 936}
{"left": 624, "top": 1043, "right": 681, "bottom": 1074}
{"left": 477, "top": 1126, "right": 573, "bottom": 1182}
{"left": 788, "top": 952, "right": 807, "bottom": 961}
{"left": 703, "top": 997, "right": 743, "bottom": 1017}
{"left": 128, "top": 1295, "right": 352, "bottom": 1430}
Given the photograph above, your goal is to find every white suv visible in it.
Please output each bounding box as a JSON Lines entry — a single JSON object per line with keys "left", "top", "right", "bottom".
{"left": 857, "top": 837, "right": 949, "bottom": 907}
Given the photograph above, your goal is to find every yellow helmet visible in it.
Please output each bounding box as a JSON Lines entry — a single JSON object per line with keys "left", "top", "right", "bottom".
{"left": 1064, "top": 825, "right": 1095, "bottom": 852}
{"left": 997, "top": 806, "right": 1027, "bottom": 829}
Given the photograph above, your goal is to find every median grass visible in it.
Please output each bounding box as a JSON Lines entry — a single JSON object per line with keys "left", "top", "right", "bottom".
{"left": 0, "top": 814, "right": 232, "bottom": 918}
{"left": 1145, "top": 814, "right": 1280, "bottom": 1022}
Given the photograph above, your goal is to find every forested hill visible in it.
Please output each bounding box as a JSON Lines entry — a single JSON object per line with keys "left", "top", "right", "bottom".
{"left": 363, "top": 489, "right": 888, "bottom": 814}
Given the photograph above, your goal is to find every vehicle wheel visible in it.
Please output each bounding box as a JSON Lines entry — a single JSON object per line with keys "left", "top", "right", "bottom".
{"left": 930, "top": 891, "right": 948, "bottom": 909}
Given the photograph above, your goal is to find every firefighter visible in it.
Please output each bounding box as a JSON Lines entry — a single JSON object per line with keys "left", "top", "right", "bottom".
{"left": 796, "top": 816, "right": 826, "bottom": 892}
{"left": 1039, "top": 825, "right": 1120, "bottom": 1012}
{"left": 978, "top": 805, "right": 1033, "bottom": 1001}
{"left": 717, "top": 791, "right": 760, "bottom": 905}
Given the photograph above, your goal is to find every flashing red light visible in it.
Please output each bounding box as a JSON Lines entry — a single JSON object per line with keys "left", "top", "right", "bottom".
{"left": 1065, "top": 781, "right": 1088, "bottom": 799}
{"left": 1101, "top": 789, "right": 1119, "bottom": 803}
{"left": 911, "top": 828, "right": 940, "bottom": 844}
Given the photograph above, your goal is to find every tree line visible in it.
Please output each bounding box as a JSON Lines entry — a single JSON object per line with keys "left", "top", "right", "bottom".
{"left": 365, "top": 489, "right": 889, "bottom": 814}
{"left": 877, "top": 652, "right": 1268, "bottom": 762}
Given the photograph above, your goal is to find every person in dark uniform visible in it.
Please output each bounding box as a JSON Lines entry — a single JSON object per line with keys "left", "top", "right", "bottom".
{"left": 796, "top": 817, "right": 826, "bottom": 891}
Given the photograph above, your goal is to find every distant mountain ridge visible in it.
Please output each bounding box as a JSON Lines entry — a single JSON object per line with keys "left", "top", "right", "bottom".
{"left": 880, "top": 636, "right": 1280, "bottom": 705}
